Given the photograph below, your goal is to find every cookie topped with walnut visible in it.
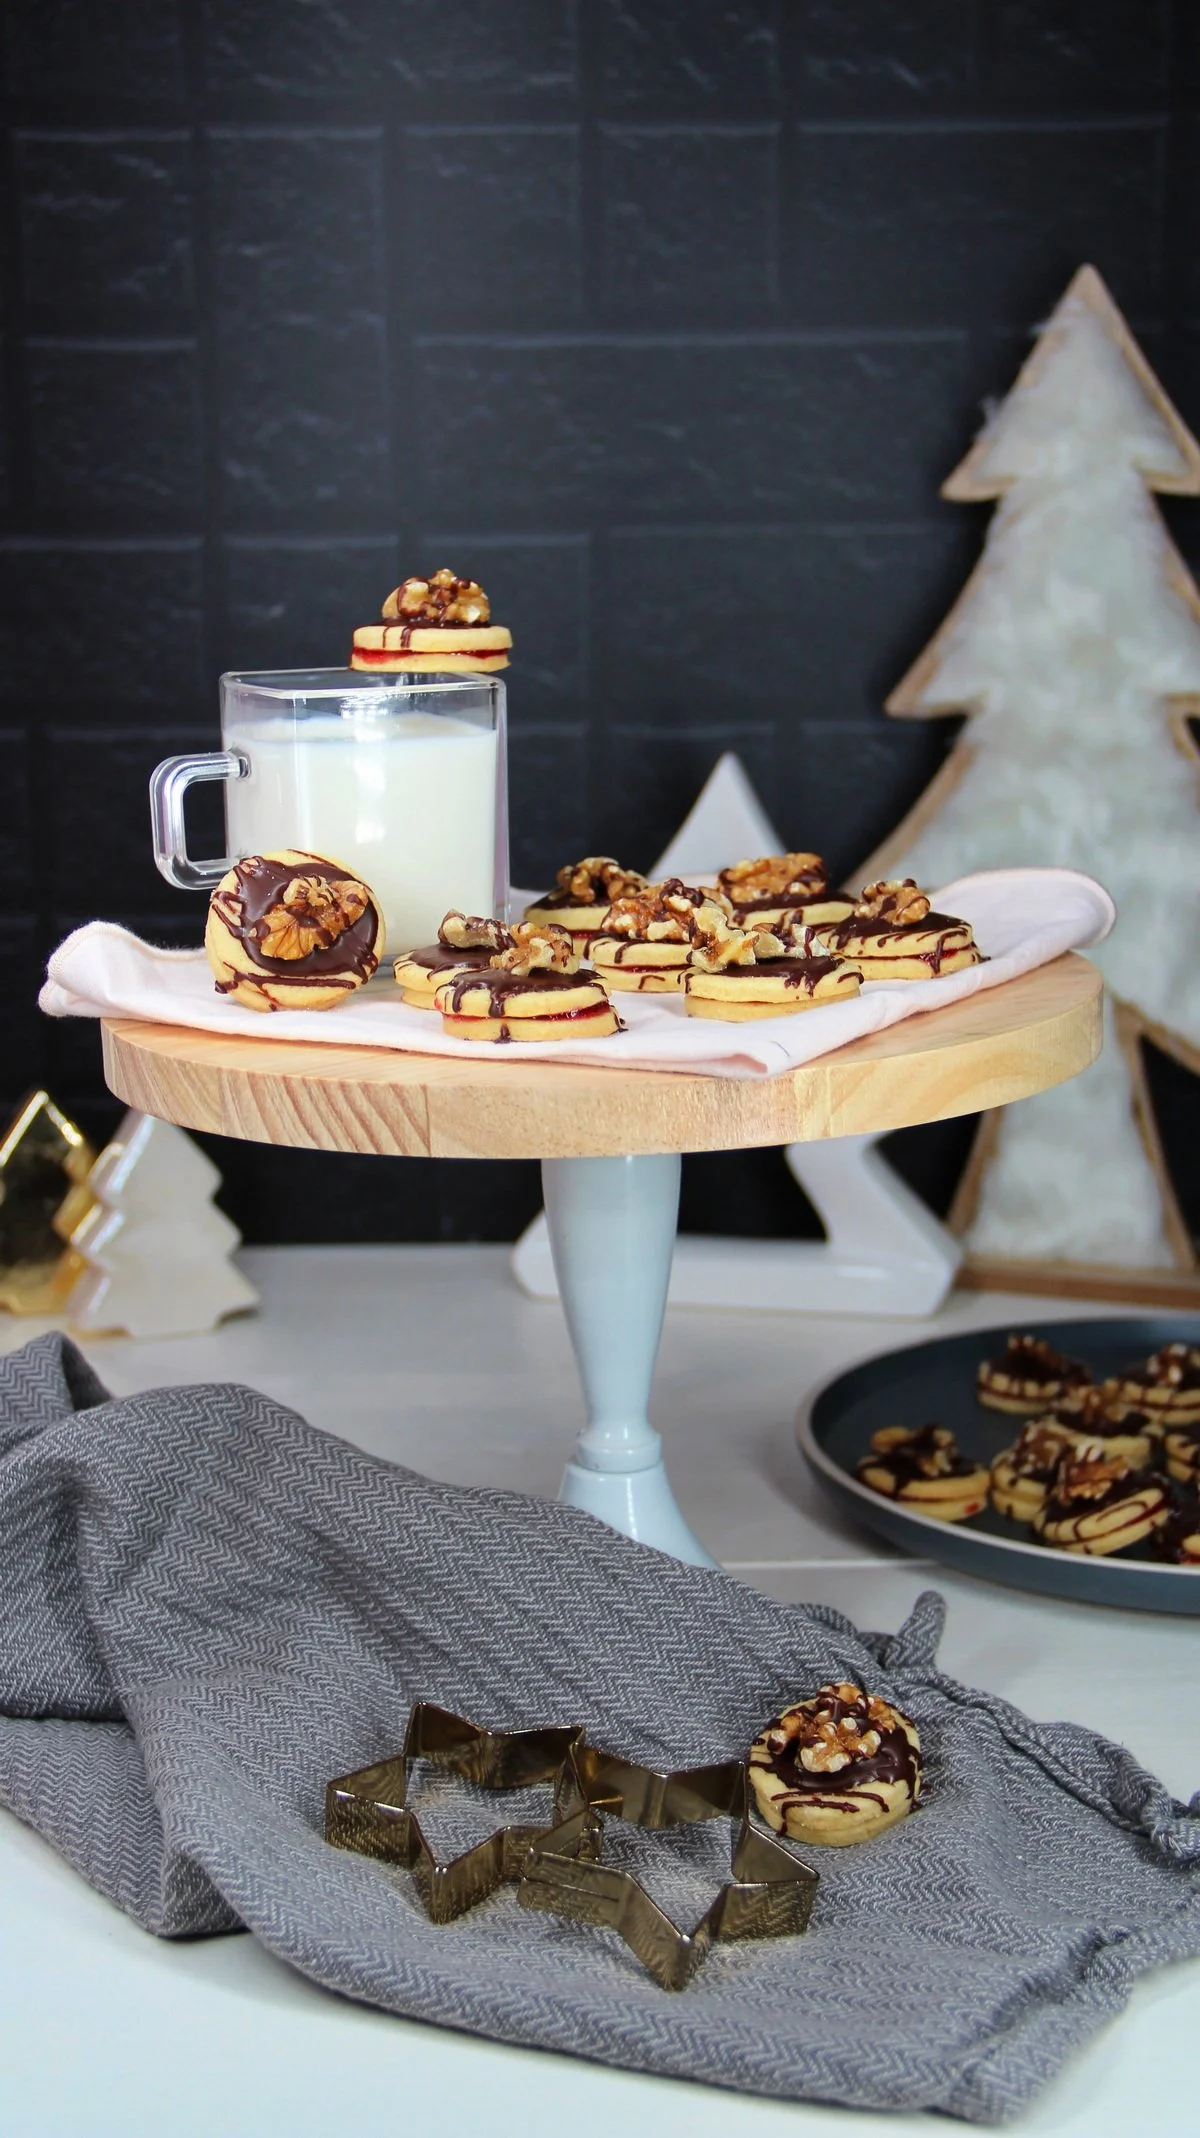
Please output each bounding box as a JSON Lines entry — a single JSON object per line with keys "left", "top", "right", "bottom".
{"left": 350, "top": 568, "right": 511, "bottom": 674}
{"left": 977, "top": 1333, "right": 1092, "bottom": 1416}
{"left": 748, "top": 1682, "right": 922, "bottom": 1848}
{"left": 716, "top": 851, "right": 853, "bottom": 928}
{"left": 523, "top": 856, "right": 648, "bottom": 950}
{"left": 206, "top": 849, "right": 384, "bottom": 1012}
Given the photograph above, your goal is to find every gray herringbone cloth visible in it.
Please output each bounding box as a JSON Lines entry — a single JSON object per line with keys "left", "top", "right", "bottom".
{"left": 1, "top": 1336, "right": 1198, "bottom": 2123}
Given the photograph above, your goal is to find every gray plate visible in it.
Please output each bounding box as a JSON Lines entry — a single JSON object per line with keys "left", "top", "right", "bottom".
{"left": 797, "top": 1315, "right": 1200, "bottom": 1615}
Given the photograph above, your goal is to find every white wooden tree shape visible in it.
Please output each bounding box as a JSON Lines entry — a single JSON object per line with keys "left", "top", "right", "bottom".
{"left": 68, "top": 1110, "right": 258, "bottom": 1337}
{"left": 868, "top": 265, "right": 1200, "bottom": 1296}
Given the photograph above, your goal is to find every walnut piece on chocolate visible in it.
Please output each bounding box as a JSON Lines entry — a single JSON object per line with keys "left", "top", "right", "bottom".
{"left": 382, "top": 568, "right": 490, "bottom": 627}
{"left": 855, "top": 878, "right": 931, "bottom": 924}
{"left": 490, "top": 920, "right": 579, "bottom": 976}
{"left": 1143, "top": 1341, "right": 1200, "bottom": 1387}
{"left": 257, "top": 874, "right": 371, "bottom": 961}
{"left": 605, "top": 880, "right": 733, "bottom": 943}
{"left": 687, "top": 918, "right": 786, "bottom": 971}
{"left": 1055, "top": 1448, "right": 1133, "bottom": 1502}
{"left": 1007, "top": 1421, "right": 1079, "bottom": 1477}
{"left": 553, "top": 856, "right": 647, "bottom": 906}
{"left": 870, "top": 1423, "right": 960, "bottom": 1477}
{"left": 718, "top": 852, "right": 826, "bottom": 902}
{"left": 767, "top": 1683, "right": 899, "bottom": 1776}
{"left": 439, "top": 911, "right": 512, "bottom": 953}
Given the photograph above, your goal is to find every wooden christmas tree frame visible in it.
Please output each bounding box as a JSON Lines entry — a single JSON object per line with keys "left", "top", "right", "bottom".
{"left": 865, "top": 266, "right": 1200, "bottom": 1308}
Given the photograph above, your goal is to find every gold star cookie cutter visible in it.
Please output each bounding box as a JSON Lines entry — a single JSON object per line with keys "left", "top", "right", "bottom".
{"left": 326, "top": 1710, "right": 819, "bottom": 1986}
{"left": 521, "top": 1741, "right": 819, "bottom": 1990}
{"left": 325, "top": 1703, "right": 599, "bottom": 1923}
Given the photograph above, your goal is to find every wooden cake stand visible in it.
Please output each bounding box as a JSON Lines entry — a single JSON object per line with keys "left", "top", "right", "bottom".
{"left": 102, "top": 954, "right": 1102, "bottom": 1568}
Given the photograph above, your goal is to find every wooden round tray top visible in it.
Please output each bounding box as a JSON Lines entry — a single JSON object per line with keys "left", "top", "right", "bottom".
{"left": 101, "top": 954, "right": 1102, "bottom": 1161}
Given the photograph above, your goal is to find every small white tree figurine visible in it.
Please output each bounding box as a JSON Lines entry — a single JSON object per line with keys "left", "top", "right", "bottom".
{"left": 68, "top": 1110, "right": 258, "bottom": 1337}
{"left": 867, "top": 265, "right": 1200, "bottom": 1295}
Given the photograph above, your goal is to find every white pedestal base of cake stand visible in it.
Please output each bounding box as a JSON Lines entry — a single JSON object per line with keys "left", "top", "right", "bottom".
{"left": 542, "top": 1153, "right": 717, "bottom": 1568}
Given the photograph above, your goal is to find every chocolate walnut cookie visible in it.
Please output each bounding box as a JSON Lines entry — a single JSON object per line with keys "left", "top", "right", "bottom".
{"left": 205, "top": 849, "right": 384, "bottom": 1012}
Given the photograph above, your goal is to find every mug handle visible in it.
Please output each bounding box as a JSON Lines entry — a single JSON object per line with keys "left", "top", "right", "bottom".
{"left": 149, "top": 749, "right": 249, "bottom": 890}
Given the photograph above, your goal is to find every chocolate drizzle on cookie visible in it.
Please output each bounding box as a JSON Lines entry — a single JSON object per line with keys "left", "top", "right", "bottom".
{"left": 400, "top": 941, "right": 496, "bottom": 976}
{"left": 820, "top": 911, "right": 975, "bottom": 973}
{"left": 761, "top": 1687, "right": 921, "bottom": 1818}
{"left": 856, "top": 1423, "right": 980, "bottom": 1487}
{"left": 441, "top": 965, "right": 586, "bottom": 1015}
{"left": 211, "top": 854, "right": 381, "bottom": 996}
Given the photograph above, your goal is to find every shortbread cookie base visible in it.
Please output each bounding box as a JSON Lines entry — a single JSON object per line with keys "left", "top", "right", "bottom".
{"left": 857, "top": 1462, "right": 989, "bottom": 1522}
{"left": 849, "top": 944, "right": 982, "bottom": 981}
{"left": 440, "top": 1004, "right": 619, "bottom": 1044}
{"left": 686, "top": 991, "right": 831, "bottom": 1021}
{"left": 977, "top": 1381, "right": 1078, "bottom": 1416}
{"left": 751, "top": 1783, "right": 913, "bottom": 1849}
{"left": 728, "top": 895, "right": 854, "bottom": 927}
{"left": 989, "top": 1467, "right": 1047, "bottom": 1524}
{"left": 591, "top": 940, "right": 689, "bottom": 991}
{"left": 349, "top": 651, "right": 508, "bottom": 674}
{"left": 522, "top": 899, "right": 612, "bottom": 940}
{"left": 1034, "top": 1484, "right": 1168, "bottom": 1556}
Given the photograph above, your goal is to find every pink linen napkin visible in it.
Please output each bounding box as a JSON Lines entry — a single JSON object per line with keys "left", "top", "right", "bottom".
{"left": 39, "top": 869, "right": 1113, "bottom": 1080}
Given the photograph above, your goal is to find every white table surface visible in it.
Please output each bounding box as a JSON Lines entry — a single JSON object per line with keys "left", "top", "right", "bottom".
{"left": 2, "top": 1245, "right": 1197, "bottom": 2138}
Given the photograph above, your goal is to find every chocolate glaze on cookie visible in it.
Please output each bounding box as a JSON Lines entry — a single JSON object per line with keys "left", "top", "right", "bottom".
{"left": 211, "top": 853, "right": 381, "bottom": 995}
{"left": 762, "top": 1689, "right": 921, "bottom": 1818}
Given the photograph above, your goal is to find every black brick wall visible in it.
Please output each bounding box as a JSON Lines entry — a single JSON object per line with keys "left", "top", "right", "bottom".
{"left": 3, "top": 0, "right": 1197, "bottom": 1246}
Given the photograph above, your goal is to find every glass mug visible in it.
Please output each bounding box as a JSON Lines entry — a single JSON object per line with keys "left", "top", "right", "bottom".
{"left": 150, "top": 669, "right": 508, "bottom": 952}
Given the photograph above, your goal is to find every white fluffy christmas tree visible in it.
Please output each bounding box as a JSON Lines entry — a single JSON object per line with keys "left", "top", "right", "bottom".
{"left": 869, "top": 266, "right": 1200, "bottom": 1282}
{"left": 68, "top": 1110, "right": 258, "bottom": 1337}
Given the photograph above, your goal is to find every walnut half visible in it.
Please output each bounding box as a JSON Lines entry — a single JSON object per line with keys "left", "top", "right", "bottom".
{"left": 554, "top": 856, "right": 647, "bottom": 906}
{"left": 773, "top": 1683, "right": 898, "bottom": 1775}
{"left": 439, "top": 912, "right": 511, "bottom": 953}
{"left": 490, "top": 921, "right": 579, "bottom": 976}
{"left": 257, "top": 874, "right": 371, "bottom": 960}
{"left": 382, "top": 568, "right": 490, "bottom": 627}
{"left": 606, "top": 880, "right": 732, "bottom": 943}
{"left": 855, "top": 877, "right": 931, "bottom": 924}
{"left": 718, "top": 852, "right": 826, "bottom": 901}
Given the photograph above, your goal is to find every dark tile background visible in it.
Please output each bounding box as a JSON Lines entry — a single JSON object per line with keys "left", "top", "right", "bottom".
{"left": 2, "top": 0, "right": 1197, "bottom": 1246}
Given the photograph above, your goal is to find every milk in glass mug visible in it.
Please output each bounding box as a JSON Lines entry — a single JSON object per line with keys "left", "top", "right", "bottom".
{"left": 150, "top": 668, "right": 508, "bottom": 950}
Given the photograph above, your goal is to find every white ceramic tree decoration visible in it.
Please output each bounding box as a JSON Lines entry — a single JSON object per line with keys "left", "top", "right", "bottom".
{"left": 511, "top": 753, "right": 962, "bottom": 1315}
{"left": 68, "top": 1110, "right": 258, "bottom": 1337}
{"left": 865, "top": 265, "right": 1200, "bottom": 1299}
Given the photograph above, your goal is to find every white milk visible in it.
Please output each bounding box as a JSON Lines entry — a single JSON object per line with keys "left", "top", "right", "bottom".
{"left": 223, "top": 710, "right": 499, "bottom": 950}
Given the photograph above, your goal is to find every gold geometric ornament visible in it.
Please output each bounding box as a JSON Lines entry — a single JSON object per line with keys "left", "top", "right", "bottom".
{"left": 0, "top": 1090, "right": 96, "bottom": 1314}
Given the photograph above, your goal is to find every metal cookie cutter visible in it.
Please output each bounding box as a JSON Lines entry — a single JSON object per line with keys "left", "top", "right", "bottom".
{"left": 326, "top": 1703, "right": 598, "bottom": 1923}
{"left": 519, "top": 1743, "right": 819, "bottom": 1990}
